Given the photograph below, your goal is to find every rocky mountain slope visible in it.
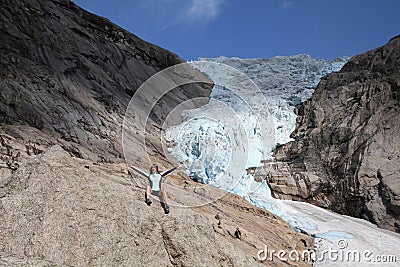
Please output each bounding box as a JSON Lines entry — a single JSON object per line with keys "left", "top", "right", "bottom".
{"left": 263, "top": 35, "right": 400, "bottom": 232}
{"left": 0, "top": 0, "right": 211, "bottom": 174}
{"left": 0, "top": 145, "right": 313, "bottom": 266}
{"left": 0, "top": 0, "right": 313, "bottom": 265}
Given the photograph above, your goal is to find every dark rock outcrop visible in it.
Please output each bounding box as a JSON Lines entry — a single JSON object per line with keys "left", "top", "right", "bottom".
{"left": 262, "top": 35, "right": 400, "bottom": 232}
{"left": 0, "top": 0, "right": 211, "bottom": 170}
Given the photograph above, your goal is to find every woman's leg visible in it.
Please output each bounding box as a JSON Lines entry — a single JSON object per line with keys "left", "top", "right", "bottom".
{"left": 160, "top": 189, "right": 168, "bottom": 204}
{"left": 146, "top": 185, "right": 152, "bottom": 199}
{"left": 160, "top": 189, "right": 169, "bottom": 214}
{"left": 145, "top": 186, "right": 152, "bottom": 205}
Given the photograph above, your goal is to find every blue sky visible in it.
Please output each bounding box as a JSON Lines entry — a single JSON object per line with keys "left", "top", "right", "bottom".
{"left": 74, "top": 0, "right": 400, "bottom": 61}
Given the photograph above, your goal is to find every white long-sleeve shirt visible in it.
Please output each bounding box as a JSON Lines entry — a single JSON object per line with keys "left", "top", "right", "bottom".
{"left": 130, "top": 165, "right": 178, "bottom": 192}
{"left": 149, "top": 173, "right": 162, "bottom": 191}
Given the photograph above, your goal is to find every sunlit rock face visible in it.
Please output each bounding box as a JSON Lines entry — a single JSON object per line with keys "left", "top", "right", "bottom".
{"left": 269, "top": 35, "right": 400, "bottom": 233}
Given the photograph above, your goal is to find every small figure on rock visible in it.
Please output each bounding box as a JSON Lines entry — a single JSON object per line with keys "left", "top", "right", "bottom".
{"left": 214, "top": 213, "right": 222, "bottom": 226}
{"left": 234, "top": 227, "right": 241, "bottom": 239}
{"left": 131, "top": 163, "right": 183, "bottom": 214}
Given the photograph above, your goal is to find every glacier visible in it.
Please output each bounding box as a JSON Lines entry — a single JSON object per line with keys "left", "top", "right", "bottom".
{"left": 164, "top": 55, "right": 400, "bottom": 265}
{"left": 166, "top": 54, "right": 348, "bottom": 189}
{"left": 197, "top": 55, "right": 349, "bottom": 146}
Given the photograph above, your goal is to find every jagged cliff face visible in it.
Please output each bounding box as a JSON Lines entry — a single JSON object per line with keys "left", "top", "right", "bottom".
{"left": 0, "top": 0, "right": 211, "bottom": 171}
{"left": 265, "top": 35, "right": 400, "bottom": 232}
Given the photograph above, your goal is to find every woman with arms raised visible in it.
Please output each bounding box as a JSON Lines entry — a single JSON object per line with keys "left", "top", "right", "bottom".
{"left": 130, "top": 163, "right": 182, "bottom": 214}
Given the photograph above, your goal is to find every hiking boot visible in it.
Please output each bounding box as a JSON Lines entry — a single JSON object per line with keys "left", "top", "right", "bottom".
{"left": 145, "top": 198, "right": 152, "bottom": 206}
{"left": 164, "top": 204, "right": 170, "bottom": 214}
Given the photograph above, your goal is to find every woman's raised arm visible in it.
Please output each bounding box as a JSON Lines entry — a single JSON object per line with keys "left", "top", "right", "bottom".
{"left": 161, "top": 164, "right": 184, "bottom": 177}
{"left": 130, "top": 165, "right": 149, "bottom": 178}
{"left": 161, "top": 166, "right": 177, "bottom": 177}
